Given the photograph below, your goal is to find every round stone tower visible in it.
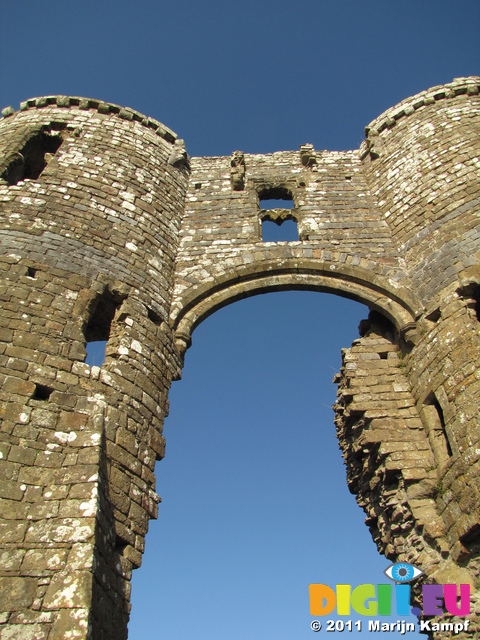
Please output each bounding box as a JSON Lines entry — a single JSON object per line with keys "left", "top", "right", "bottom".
{"left": 361, "top": 77, "right": 480, "bottom": 303}
{"left": 354, "top": 77, "right": 480, "bottom": 632}
{"left": 0, "top": 97, "right": 189, "bottom": 639}
{"left": 360, "top": 78, "right": 480, "bottom": 557}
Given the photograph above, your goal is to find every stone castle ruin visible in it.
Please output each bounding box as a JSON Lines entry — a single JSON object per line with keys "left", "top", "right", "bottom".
{"left": 0, "top": 77, "right": 479, "bottom": 638}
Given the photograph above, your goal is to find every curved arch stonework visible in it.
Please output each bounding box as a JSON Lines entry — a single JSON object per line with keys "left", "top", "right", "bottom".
{"left": 171, "top": 263, "right": 420, "bottom": 356}
{"left": 0, "top": 77, "right": 479, "bottom": 638}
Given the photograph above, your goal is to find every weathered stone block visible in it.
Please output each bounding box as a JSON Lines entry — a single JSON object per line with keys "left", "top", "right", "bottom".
{"left": 43, "top": 571, "right": 93, "bottom": 612}
{"left": 22, "top": 548, "right": 68, "bottom": 572}
{"left": 48, "top": 607, "right": 90, "bottom": 639}
{"left": 0, "top": 577, "right": 36, "bottom": 611}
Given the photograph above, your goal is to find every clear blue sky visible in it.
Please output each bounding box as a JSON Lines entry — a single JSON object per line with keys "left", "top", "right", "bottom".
{"left": 1, "top": 2, "right": 479, "bottom": 638}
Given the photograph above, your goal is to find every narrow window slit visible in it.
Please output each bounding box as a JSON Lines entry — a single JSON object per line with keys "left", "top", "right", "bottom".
{"left": 432, "top": 398, "right": 452, "bottom": 457}
{"left": 84, "top": 290, "right": 126, "bottom": 367}
{"left": 421, "top": 393, "right": 453, "bottom": 464}
{"left": 147, "top": 307, "right": 162, "bottom": 326}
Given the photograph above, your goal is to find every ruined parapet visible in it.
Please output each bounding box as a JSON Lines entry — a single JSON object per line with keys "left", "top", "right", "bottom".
{"left": 0, "top": 98, "right": 188, "bottom": 638}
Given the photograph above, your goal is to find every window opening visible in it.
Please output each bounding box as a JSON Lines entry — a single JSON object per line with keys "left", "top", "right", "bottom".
{"left": 421, "top": 394, "right": 453, "bottom": 464}
{"left": 260, "top": 198, "right": 294, "bottom": 211}
{"left": 85, "top": 341, "right": 108, "bottom": 367}
{"left": 1, "top": 130, "right": 64, "bottom": 186}
{"left": 147, "top": 306, "right": 162, "bottom": 326}
{"left": 26, "top": 267, "right": 37, "bottom": 279}
{"left": 258, "top": 185, "right": 294, "bottom": 208}
{"left": 32, "top": 384, "right": 53, "bottom": 401}
{"left": 259, "top": 186, "right": 298, "bottom": 242}
{"left": 84, "top": 290, "right": 125, "bottom": 367}
{"left": 261, "top": 218, "right": 299, "bottom": 242}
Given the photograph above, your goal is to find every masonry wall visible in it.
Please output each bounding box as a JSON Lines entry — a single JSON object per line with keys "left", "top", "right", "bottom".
{"left": 361, "top": 77, "right": 480, "bottom": 303}
{"left": 0, "top": 77, "right": 479, "bottom": 639}
{"left": 334, "top": 312, "right": 479, "bottom": 637}
{"left": 360, "top": 79, "right": 480, "bottom": 631}
{"left": 0, "top": 98, "right": 188, "bottom": 638}
{"left": 170, "top": 148, "right": 417, "bottom": 353}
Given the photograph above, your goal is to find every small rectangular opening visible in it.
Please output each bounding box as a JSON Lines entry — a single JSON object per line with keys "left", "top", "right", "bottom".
{"left": 426, "top": 308, "right": 441, "bottom": 323}
{"left": 32, "top": 384, "right": 53, "bottom": 401}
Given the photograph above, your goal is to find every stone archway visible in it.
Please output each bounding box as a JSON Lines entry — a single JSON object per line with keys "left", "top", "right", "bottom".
{"left": 171, "top": 262, "right": 419, "bottom": 358}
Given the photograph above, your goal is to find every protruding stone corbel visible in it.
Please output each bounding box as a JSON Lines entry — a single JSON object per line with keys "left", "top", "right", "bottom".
{"left": 299, "top": 143, "right": 317, "bottom": 167}
{"left": 230, "top": 151, "right": 245, "bottom": 191}
{"left": 399, "top": 321, "right": 419, "bottom": 346}
{"left": 168, "top": 139, "right": 190, "bottom": 171}
{"left": 364, "top": 128, "right": 387, "bottom": 160}
{"left": 174, "top": 331, "right": 192, "bottom": 361}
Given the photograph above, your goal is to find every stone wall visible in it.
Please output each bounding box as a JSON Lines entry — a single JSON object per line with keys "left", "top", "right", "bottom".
{"left": 334, "top": 312, "right": 478, "bottom": 637}
{"left": 0, "top": 99, "right": 188, "bottom": 638}
{"left": 171, "top": 149, "right": 417, "bottom": 355}
{"left": 0, "top": 77, "right": 479, "bottom": 638}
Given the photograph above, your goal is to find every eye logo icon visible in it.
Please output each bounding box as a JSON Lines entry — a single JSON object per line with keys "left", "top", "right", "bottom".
{"left": 384, "top": 563, "right": 424, "bottom": 583}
